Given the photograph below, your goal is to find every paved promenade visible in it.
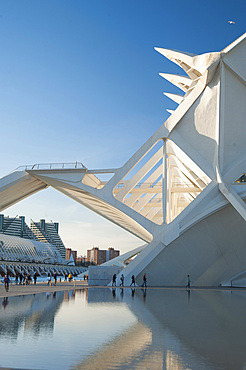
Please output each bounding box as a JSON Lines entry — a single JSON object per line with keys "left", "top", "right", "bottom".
{"left": 1, "top": 280, "right": 245, "bottom": 298}
{"left": 0, "top": 280, "right": 88, "bottom": 298}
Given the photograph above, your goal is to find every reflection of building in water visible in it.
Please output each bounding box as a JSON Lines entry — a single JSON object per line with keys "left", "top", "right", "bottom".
{"left": 73, "top": 322, "right": 154, "bottom": 370}
{"left": 64, "top": 290, "right": 70, "bottom": 302}
{"left": 63, "top": 288, "right": 78, "bottom": 302}
{"left": 87, "top": 288, "right": 119, "bottom": 303}
{"left": 0, "top": 291, "right": 65, "bottom": 339}
{"left": 74, "top": 288, "right": 246, "bottom": 370}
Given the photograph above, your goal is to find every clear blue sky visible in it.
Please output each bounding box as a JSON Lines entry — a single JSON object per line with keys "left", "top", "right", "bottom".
{"left": 0, "top": 0, "right": 245, "bottom": 256}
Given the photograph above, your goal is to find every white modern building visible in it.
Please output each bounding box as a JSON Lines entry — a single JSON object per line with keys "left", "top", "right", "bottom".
{"left": 0, "top": 34, "right": 246, "bottom": 286}
{"left": 0, "top": 214, "right": 84, "bottom": 276}
{"left": 0, "top": 233, "right": 83, "bottom": 277}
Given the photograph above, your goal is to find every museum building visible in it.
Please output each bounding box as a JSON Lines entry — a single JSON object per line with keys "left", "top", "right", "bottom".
{"left": 0, "top": 214, "right": 84, "bottom": 277}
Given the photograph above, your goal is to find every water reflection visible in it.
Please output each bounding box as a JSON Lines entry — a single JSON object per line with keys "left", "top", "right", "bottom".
{"left": 74, "top": 288, "right": 246, "bottom": 370}
{"left": 0, "top": 290, "right": 72, "bottom": 340}
{"left": 0, "top": 288, "right": 246, "bottom": 369}
{"left": 2, "top": 296, "right": 8, "bottom": 309}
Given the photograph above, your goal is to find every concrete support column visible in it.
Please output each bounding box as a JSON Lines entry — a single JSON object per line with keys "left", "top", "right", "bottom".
{"left": 162, "top": 139, "right": 167, "bottom": 224}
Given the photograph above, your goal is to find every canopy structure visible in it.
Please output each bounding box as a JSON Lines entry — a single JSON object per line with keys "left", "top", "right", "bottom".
{"left": 0, "top": 34, "right": 246, "bottom": 286}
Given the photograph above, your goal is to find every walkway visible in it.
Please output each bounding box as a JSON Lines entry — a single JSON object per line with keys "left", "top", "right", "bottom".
{"left": 0, "top": 280, "right": 88, "bottom": 298}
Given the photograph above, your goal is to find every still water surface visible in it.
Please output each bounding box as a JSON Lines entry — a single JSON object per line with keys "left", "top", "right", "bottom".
{"left": 0, "top": 287, "right": 245, "bottom": 370}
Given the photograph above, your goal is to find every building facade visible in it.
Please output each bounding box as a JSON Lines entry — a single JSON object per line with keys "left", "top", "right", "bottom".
{"left": 0, "top": 215, "right": 37, "bottom": 240}
{"left": 0, "top": 214, "right": 67, "bottom": 260}
{"left": 0, "top": 232, "right": 84, "bottom": 277}
{"left": 76, "top": 256, "right": 87, "bottom": 266}
{"left": 66, "top": 248, "right": 77, "bottom": 262}
{"left": 0, "top": 214, "right": 85, "bottom": 276}
{"left": 87, "top": 247, "right": 120, "bottom": 265}
{"left": 30, "top": 219, "right": 66, "bottom": 259}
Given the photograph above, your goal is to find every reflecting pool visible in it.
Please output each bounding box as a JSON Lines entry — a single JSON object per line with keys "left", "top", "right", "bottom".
{"left": 0, "top": 287, "right": 246, "bottom": 369}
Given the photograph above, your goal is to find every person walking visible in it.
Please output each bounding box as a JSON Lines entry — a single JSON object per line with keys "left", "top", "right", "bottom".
{"left": 33, "top": 272, "right": 38, "bottom": 285}
{"left": 15, "top": 274, "right": 19, "bottom": 285}
{"left": 186, "top": 274, "right": 191, "bottom": 289}
{"left": 112, "top": 274, "right": 117, "bottom": 286}
{"left": 130, "top": 275, "right": 135, "bottom": 287}
{"left": 4, "top": 275, "right": 9, "bottom": 292}
{"left": 142, "top": 273, "right": 147, "bottom": 287}
{"left": 54, "top": 272, "right": 58, "bottom": 286}
{"left": 120, "top": 274, "right": 124, "bottom": 287}
{"left": 26, "top": 274, "right": 32, "bottom": 285}
{"left": 47, "top": 273, "right": 52, "bottom": 286}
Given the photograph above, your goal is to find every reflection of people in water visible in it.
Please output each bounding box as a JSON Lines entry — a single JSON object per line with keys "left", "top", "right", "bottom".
{"left": 120, "top": 288, "right": 124, "bottom": 299}
{"left": 131, "top": 288, "right": 135, "bottom": 298}
{"left": 112, "top": 288, "right": 116, "bottom": 298}
{"left": 2, "top": 297, "right": 8, "bottom": 309}
{"left": 142, "top": 288, "right": 147, "bottom": 303}
{"left": 186, "top": 288, "right": 190, "bottom": 302}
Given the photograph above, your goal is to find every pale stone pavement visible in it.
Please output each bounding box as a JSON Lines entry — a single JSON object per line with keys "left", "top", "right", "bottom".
{"left": 0, "top": 280, "right": 88, "bottom": 298}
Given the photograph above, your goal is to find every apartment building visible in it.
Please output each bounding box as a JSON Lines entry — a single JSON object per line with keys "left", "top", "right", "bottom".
{"left": 87, "top": 247, "right": 120, "bottom": 265}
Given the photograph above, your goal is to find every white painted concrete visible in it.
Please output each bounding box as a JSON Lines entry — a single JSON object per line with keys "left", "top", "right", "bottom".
{"left": 0, "top": 34, "right": 246, "bottom": 286}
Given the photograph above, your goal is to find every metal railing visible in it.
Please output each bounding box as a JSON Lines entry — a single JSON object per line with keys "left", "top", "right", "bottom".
{"left": 115, "top": 182, "right": 162, "bottom": 189}
{"left": 11, "top": 162, "right": 87, "bottom": 173}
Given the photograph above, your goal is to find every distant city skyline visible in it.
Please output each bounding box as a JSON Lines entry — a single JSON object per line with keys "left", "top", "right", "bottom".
{"left": 0, "top": 0, "right": 245, "bottom": 255}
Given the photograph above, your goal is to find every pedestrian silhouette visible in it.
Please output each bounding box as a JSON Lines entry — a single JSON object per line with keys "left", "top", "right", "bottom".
{"left": 142, "top": 273, "right": 147, "bottom": 287}
{"left": 112, "top": 274, "right": 117, "bottom": 286}
{"left": 130, "top": 275, "right": 135, "bottom": 287}
{"left": 120, "top": 274, "right": 124, "bottom": 287}
{"left": 186, "top": 274, "right": 191, "bottom": 289}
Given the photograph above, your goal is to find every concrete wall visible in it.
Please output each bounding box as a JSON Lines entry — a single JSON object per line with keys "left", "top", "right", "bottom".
{"left": 135, "top": 204, "right": 246, "bottom": 287}
{"left": 88, "top": 266, "right": 123, "bottom": 286}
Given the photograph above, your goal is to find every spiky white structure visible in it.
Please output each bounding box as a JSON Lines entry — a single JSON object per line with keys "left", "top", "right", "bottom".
{"left": 1, "top": 34, "right": 246, "bottom": 286}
